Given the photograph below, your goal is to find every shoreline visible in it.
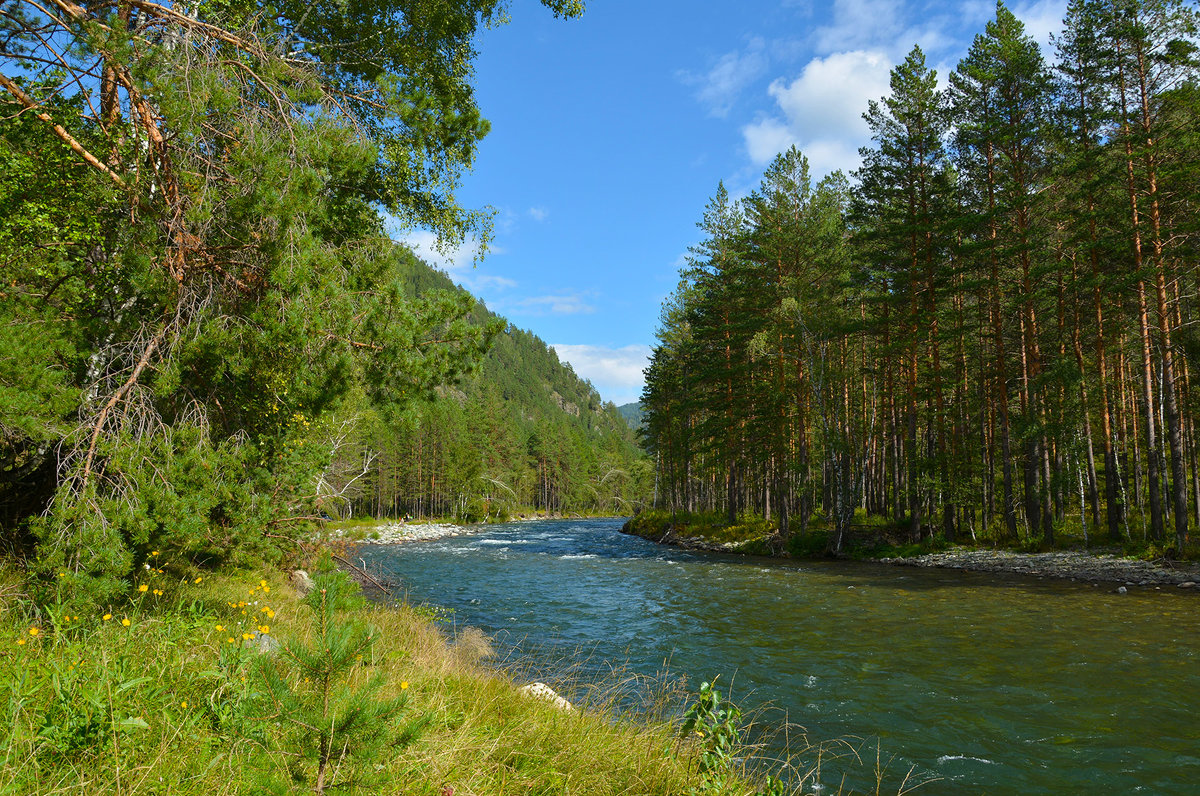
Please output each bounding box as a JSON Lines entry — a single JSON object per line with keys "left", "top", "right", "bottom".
{"left": 331, "top": 513, "right": 621, "bottom": 546}
{"left": 880, "top": 548, "right": 1200, "bottom": 588}
{"left": 621, "top": 523, "right": 1200, "bottom": 590}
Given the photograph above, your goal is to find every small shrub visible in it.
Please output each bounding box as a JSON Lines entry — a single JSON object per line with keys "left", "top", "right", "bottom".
{"left": 254, "top": 571, "right": 424, "bottom": 794}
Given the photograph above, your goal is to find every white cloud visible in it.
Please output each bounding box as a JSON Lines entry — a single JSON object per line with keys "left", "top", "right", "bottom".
{"left": 680, "top": 37, "right": 770, "bottom": 118}
{"left": 528, "top": 206, "right": 549, "bottom": 222}
{"left": 397, "top": 229, "right": 499, "bottom": 273}
{"left": 1013, "top": 0, "right": 1069, "bottom": 51}
{"left": 742, "top": 117, "right": 799, "bottom": 166}
{"left": 811, "top": 0, "right": 903, "bottom": 55}
{"left": 550, "top": 344, "right": 652, "bottom": 405}
{"left": 741, "top": 49, "right": 891, "bottom": 175}
{"left": 470, "top": 273, "right": 518, "bottom": 290}
{"left": 502, "top": 293, "right": 596, "bottom": 316}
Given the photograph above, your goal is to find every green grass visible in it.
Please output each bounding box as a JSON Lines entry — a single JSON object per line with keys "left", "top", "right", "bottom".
{"left": 1, "top": 563, "right": 785, "bottom": 795}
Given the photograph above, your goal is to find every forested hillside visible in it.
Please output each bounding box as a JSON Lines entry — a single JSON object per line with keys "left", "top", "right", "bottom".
{"left": 320, "top": 252, "right": 650, "bottom": 521}
{"left": 617, "top": 402, "right": 646, "bottom": 430}
{"left": 641, "top": 0, "right": 1200, "bottom": 554}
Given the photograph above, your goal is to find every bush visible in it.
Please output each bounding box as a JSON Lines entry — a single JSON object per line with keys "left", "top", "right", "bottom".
{"left": 254, "top": 570, "right": 424, "bottom": 794}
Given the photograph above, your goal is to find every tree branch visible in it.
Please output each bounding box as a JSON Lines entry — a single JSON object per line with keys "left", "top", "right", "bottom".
{"left": 0, "top": 72, "right": 128, "bottom": 190}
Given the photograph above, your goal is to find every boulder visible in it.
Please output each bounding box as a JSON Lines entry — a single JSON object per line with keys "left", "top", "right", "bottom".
{"left": 518, "top": 682, "right": 572, "bottom": 711}
{"left": 290, "top": 569, "right": 315, "bottom": 596}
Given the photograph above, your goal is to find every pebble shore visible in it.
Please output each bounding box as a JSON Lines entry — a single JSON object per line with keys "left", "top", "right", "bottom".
{"left": 624, "top": 523, "right": 1200, "bottom": 590}
{"left": 882, "top": 548, "right": 1200, "bottom": 588}
{"left": 330, "top": 521, "right": 478, "bottom": 545}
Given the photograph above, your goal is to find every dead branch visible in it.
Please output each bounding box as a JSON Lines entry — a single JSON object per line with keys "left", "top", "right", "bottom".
{"left": 81, "top": 328, "right": 164, "bottom": 482}
{"left": 0, "top": 72, "right": 128, "bottom": 190}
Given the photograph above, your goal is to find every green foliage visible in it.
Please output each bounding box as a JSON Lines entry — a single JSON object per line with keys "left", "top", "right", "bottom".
{"left": 0, "top": 0, "right": 583, "bottom": 604}
{"left": 2, "top": 570, "right": 764, "bottom": 795}
{"left": 679, "top": 680, "right": 741, "bottom": 790}
{"left": 641, "top": 1, "right": 1200, "bottom": 555}
{"left": 254, "top": 572, "right": 421, "bottom": 793}
{"left": 323, "top": 255, "right": 651, "bottom": 522}
{"left": 677, "top": 679, "right": 782, "bottom": 795}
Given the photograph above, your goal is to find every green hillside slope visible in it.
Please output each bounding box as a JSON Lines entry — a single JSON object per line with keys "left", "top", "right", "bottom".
{"left": 324, "top": 249, "right": 650, "bottom": 521}
{"left": 616, "top": 402, "right": 645, "bottom": 430}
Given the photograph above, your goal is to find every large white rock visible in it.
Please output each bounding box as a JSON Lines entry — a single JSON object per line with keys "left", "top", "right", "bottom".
{"left": 518, "top": 682, "right": 572, "bottom": 711}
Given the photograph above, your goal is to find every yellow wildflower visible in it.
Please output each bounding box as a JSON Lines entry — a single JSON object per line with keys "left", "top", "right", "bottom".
{"left": 242, "top": 633, "right": 252, "bottom": 640}
{"left": 181, "top": 700, "right": 188, "bottom": 708}
{"left": 400, "top": 681, "right": 409, "bottom": 690}
{"left": 102, "top": 613, "right": 112, "bottom": 621}
{"left": 262, "top": 585, "right": 269, "bottom": 593}
{"left": 215, "top": 625, "right": 224, "bottom": 632}
{"left": 121, "top": 617, "right": 130, "bottom": 627}
{"left": 227, "top": 637, "right": 235, "bottom": 644}
{"left": 193, "top": 576, "right": 203, "bottom": 584}
{"left": 151, "top": 551, "right": 159, "bottom": 556}
{"left": 258, "top": 625, "right": 269, "bottom": 634}
{"left": 28, "top": 627, "right": 39, "bottom": 637}
{"left": 16, "top": 639, "right": 25, "bottom": 646}
{"left": 138, "top": 584, "right": 148, "bottom": 593}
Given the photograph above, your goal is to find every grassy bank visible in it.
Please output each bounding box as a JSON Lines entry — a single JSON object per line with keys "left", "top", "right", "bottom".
{"left": 1, "top": 560, "right": 775, "bottom": 795}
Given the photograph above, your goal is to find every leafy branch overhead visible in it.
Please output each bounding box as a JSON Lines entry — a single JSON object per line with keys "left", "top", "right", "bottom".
{"left": 0, "top": 0, "right": 579, "bottom": 604}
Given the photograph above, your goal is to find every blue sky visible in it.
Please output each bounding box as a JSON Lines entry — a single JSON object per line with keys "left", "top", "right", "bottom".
{"left": 399, "top": 0, "right": 1067, "bottom": 406}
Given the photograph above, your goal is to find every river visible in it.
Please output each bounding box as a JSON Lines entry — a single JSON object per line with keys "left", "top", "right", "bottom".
{"left": 361, "top": 517, "right": 1199, "bottom": 794}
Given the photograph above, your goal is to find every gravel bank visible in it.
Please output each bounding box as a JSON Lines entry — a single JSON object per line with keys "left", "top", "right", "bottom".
{"left": 331, "top": 521, "right": 479, "bottom": 545}
{"left": 624, "top": 523, "right": 1200, "bottom": 589}
{"left": 881, "top": 548, "right": 1200, "bottom": 588}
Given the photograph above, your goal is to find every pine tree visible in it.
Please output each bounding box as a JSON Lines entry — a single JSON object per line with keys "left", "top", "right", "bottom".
{"left": 256, "top": 570, "right": 423, "bottom": 794}
{"left": 854, "top": 45, "right": 955, "bottom": 539}
{"left": 951, "top": 3, "right": 1055, "bottom": 541}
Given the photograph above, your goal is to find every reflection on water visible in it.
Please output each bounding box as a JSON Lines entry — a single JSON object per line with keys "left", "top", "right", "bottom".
{"left": 364, "top": 518, "right": 1200, "bottom": 794}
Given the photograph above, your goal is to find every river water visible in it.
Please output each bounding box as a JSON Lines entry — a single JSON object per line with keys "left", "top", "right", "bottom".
{"left": 362, "top": 518, "right": 1199, "bottom": 794}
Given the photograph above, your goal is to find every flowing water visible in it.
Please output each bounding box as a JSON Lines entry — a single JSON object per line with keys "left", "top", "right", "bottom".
{"left": 362, "top": 518, "right": 1200, "bottom": 794}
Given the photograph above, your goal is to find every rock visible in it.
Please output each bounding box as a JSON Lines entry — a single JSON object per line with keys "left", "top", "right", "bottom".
{"left": 290, "top": 569, "right": 315, "bottom": 596}
{"left": 244, "top": 630, "right": 280, "bottom": 655}
{"left": 1117, "top": 586, "right": 1128, "bottom": 594}
{"left": 518, "top": 682, "right": 572, "bottom": 711}
{"left": 1179, "top": 581, "right": 1196, "bottom": 589}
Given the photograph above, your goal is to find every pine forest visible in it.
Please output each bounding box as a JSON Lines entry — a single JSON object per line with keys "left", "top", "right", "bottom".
{"left": 640, "top": 0, "right": 1200, "bottom": 554}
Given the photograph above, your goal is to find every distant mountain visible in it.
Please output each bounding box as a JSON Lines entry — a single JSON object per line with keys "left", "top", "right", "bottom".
{"left": 616, "top": 402, "right": 644, "bottom": 430}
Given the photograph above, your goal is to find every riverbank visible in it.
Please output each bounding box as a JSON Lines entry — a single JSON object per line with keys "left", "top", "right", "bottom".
{"left": 329, "top": 514, "right": 627, "bottom": 546}
{"left": 621, "top": 514, "right": 1200, "bottom": 589}
{"left": 0, "top": 563, "right": 761, "bottom": 795}
{"left": 333, "top": 520, "right": 475, "bottom": 544}
{"left": 881, "top": 548, "right": 1200, "bottom": 588}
